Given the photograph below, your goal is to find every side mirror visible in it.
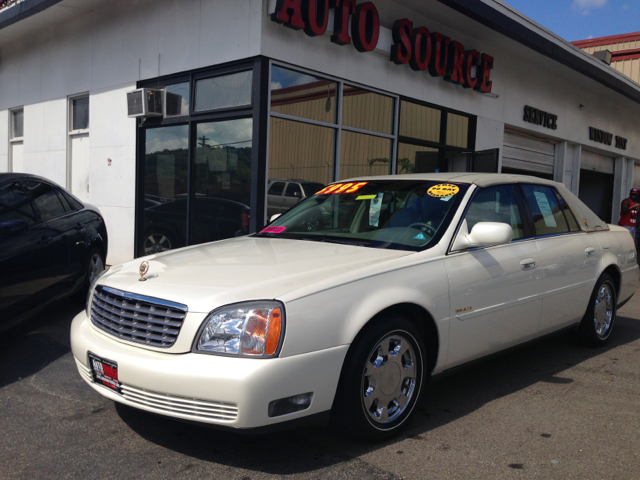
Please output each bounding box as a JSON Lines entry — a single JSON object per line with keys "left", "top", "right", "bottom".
{"left": 269, "top": 213, "right": 282, "bottom": 223}
{"left": 452, "top": 220, "right": 513, "bottom": 251}
{"left": 0, "top": 220, "right": 28, "bottom": 236}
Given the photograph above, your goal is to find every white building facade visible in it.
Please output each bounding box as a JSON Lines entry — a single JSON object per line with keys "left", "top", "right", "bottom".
{"left": 1, "top": 0, "right": 639, "bottom": 265}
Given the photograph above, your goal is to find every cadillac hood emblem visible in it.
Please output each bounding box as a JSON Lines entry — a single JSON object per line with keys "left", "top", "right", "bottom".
{"left": 139, "top": 261, "right": 150, "bottom": 281}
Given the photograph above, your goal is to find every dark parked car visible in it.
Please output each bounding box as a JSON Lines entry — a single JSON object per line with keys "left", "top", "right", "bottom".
{"left": 0, "top": 173, "right": 108, "bottom": 332}
{"left": 142, "top": 196, "right": 250, "bottom": 255}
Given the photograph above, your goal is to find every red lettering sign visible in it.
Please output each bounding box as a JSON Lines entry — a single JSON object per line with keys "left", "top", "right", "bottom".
{"left": 464, "top": 50, "right": 480, "bottom": 89}
{"left": 475, "top": 54, "right": 494, "bottom": 93}
{"left": 351, "top": 2, "right": 380, "bottom": 52}
{"left": 390, "top": 18, "right": 412, "bottom": 65}
{"left": 330, "top": 0, "right": 356, "bottom": 46}
{"left": 410, "top": 27, "right": 431, "bottom": 72}
{"left": 428, "top": 32, "right": 450, "bottom": 78}
{"left": 271, "top": 0, "right": 305, "bottom": 30}
{"left": 301, "top": 0, "right": 329, "bottom": 37}
{"left": 444, "top": 41, "right": 466, "bottom": 86}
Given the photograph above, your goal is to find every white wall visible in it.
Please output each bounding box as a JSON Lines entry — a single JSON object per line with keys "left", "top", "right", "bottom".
{"left": 0, "top": 0, "right": 263, "bottom": 264}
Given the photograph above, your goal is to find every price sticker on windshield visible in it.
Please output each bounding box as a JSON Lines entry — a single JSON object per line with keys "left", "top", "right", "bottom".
{"left": 316, "top": 182, "right": 368, "bottom": 195}
{"left": 427, "top": 184, "right": 459, "bottom": 198}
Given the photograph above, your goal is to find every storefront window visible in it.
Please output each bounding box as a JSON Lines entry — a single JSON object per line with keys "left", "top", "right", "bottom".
{"left": 165, "top": 82, "right": 190, "bottom": 117}
{"left": 141, "top": 125, "right": 189, "bottom": 255}
{"left": 340, "top": 131, "right": 391, "bottom": 180}
{"left": 397, "top": 143, "right": 440, "bottom": 174}
{"left": 268, "top": 117, "right": 334, "bottom": 217}
{"left": 192, "top": 119, "right": 252, "bottom": 244}
{"left": 270, "top": 65, "right": 337, "bottom": 124}
{"left": 195, "top": 70, "right": 252, "bottom": 112}
{"left": 399, "top": 101, "right": 440, "bottom": 142}
{"left": 446, "top": 113, "right": 469, "bottom": 148}
{"left": 342, "top": 86, "right": 394, "bottom": 134}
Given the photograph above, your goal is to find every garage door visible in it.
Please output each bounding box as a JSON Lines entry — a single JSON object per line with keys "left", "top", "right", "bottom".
{"left": 502, "top": 131, "right": 555, "bottom": 175}
{"left": 580, "top": 149, "right": 614, "bottom": 174}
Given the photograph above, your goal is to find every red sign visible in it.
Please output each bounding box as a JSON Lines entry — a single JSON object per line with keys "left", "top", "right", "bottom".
{"left": 271, "top": 0, "right": 494, "bottom": 93}
{"left": 315, "top": 182, "right": 368, "bottom": 195}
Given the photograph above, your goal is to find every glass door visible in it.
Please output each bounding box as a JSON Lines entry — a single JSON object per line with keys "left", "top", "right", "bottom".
{"left": 140, "top": 125, "right": 189, "bottom": 255}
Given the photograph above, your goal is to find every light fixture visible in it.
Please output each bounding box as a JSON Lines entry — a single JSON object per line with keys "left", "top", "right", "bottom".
{"left": 592, "top": 49, "right": 613, "bottom": 65}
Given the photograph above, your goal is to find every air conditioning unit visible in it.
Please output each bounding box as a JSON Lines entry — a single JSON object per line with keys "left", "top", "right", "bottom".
{"left": 127, "top": 88, "right": 163, "bottom": 118}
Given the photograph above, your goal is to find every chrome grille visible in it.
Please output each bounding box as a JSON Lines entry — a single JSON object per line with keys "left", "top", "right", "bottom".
{"left": 121, "top": 385, "right": 238, "bottom": 422}
{"left": 91, "top": 285, "right": 187, "bottom": 348}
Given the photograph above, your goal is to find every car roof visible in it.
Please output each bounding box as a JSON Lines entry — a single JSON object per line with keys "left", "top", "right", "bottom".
{"left": 0, "top": 172, "right": 63, "bottom": 187}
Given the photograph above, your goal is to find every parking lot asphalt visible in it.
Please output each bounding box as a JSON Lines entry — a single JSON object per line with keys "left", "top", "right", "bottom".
{"left": 1, "top": 287, "right": 640, "bottom": 480}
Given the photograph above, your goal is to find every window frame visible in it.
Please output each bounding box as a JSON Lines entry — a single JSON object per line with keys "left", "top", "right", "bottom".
{"left": 68, "top": 94, "right": 90, "bottom": 135}
{"left": 9, "top": 107, "right": 24, "bottom": 142}
{"left": 517, "top": 184, "right": 584, "bottom": 239}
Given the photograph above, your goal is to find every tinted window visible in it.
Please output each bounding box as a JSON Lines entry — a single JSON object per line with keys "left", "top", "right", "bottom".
{"left": 556, "top": 191, "right": 581, "bottom": 232}
{"left": 285, "top": 183, "right": 302, "bottom": 197}
{"left": 268, "top": 182, "right": 285, "bottom": 196}
{"left": 23, "top": 181, "right": 67, "bottom": 222}
{"left": 465, "top": 185, "right": 524, "bottom": 240}
{"left": 300, "top": 182, "right": 324, "bottom": 196}
{"left": 0, "top": 182, "right": 37, "bottom": 226}
{"left": 60, "top": 190, "right": 84, "bottom": 211}
{"left": 521, "top": 185, "right": 570, "bottom": 236}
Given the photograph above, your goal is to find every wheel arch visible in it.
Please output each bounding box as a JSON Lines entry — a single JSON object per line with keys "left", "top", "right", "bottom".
{"left": 600, "top": 262, "right": 621, "bottom": 296}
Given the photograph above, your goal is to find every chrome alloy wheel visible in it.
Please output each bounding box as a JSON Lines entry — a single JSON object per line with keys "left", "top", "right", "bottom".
{"left": 144, "top": 233, "right": 172, "bottom": 254}
{"left": 88, "top": 252, "right": 104, "bottom": 284}
{"left": 593, "top": 283, "right": 614, "bottom": 339}
{"left": 362, "top": 333, "right": 417, "bottom": 425}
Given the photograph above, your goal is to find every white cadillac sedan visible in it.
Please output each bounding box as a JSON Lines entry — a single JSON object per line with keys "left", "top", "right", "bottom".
{"left": 71, "top": 173, "right": 637, "bottom": 441}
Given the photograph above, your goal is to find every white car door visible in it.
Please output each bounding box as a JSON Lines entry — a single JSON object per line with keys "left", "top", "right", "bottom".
{"left": 444, "top": 185, "right": 544, "bottom": 368}
{"left": 519, "top": 184, "right": 601, "bottom": 333}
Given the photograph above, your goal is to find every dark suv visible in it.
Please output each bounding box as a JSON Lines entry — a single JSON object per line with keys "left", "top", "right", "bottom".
{"left": 0, "top": 173, "right": 108, "bottom": 331}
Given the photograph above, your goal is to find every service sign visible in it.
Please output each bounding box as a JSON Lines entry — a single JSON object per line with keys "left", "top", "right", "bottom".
{"left": 271, "top": 0, "right": 495, "bottom": 93}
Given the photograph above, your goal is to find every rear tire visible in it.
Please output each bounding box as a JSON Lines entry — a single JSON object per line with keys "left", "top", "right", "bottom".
{"left": 577, "top": 274, "right": 617, "bottom": 347}
{"left": 74, "top": 247, "right": 104, "bottom": 303}
{"left": 331, "top": 315, "right": 425, "bottom": 442}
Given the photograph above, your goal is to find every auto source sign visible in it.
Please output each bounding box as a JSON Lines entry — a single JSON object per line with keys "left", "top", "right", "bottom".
{"left": 271, "top": 0, "right": 495, "bottom": 93}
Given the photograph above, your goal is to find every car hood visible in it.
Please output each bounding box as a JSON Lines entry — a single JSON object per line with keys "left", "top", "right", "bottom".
{"left": 98, "top": 236, "right": 413, "bottom": 312}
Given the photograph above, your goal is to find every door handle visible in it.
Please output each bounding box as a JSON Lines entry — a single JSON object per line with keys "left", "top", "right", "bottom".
{"left": 520, "top": 258, "right": 536, "bottom": 270}
{"left": 585, "top": 247, "right": 596, "bottom": 257}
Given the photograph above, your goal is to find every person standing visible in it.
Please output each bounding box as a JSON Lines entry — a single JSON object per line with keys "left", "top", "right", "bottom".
{"left": 618, "top": 188, "right": 640, "bottom": 240}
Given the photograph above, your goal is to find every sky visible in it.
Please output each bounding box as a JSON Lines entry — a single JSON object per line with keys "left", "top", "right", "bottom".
{"left": 501, "top": 0, "right": 640, "bottom": 42}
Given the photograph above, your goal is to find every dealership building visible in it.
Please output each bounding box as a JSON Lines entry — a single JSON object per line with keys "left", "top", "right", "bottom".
{"left": 1, "top": 0, "right": 639, "bottom": 265}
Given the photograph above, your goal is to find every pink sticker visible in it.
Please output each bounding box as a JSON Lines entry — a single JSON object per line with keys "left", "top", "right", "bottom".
{"left": 260, "top": 226, "right": 287, "bottom": 234}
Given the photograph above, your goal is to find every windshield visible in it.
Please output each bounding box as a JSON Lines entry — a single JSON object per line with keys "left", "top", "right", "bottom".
{"left": 255, "top": 180, "right": 468, "bottom": 251}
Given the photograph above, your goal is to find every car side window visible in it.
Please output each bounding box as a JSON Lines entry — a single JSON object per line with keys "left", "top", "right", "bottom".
{"left": 268, "top": 182, "right": 285, "bottom": 196}
{"left": 555, "top": 191, "right": 581, "bottom": 232}
{"left": 465, "top": 185, "right": 524, "bottom": 240}
{"left": 0, "top": 182, "right": 37, "bottom": 226}
{"left": 60, "top": 190, "right": 84, "bottom": 211}
{"left": 23, "top": 181, "right": 68, "bottom": 223}
{"left": 285, "top": 183, "right": 302, "bottom": 197}
{"left": 521, "top": 184, "right": 570, "bottom": 236}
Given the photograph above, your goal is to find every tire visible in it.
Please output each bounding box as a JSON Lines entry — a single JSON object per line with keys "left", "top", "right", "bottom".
{"left": 74, "top": 247, "right": 104, "bottom": 302}
{"left": 143, "top": 230, "right": 175, "bottom": 255}
{"left": 577, "top": 274, "right": 617, "bottom": 347}
{"left": 331, "top": 315, "right": 425, "bottom": 441}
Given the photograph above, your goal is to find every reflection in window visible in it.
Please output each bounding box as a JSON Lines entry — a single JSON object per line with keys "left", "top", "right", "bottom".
{"left": 397, "top": 143, "right": 439, "bottom": 174}
{"left": 0, "top": 182, "right": 36, "bottom": 227}
{"left": 195, "top": 70, "right": 252, "bottom": 112}
{"left": 141, "top": 125, "right": 189, "bottom": 255}
{"left": 342, "top": 85, "right": 394, "bottom": 134}
{"left": 270, "top": 65, "right": 337, "bottom": 124}
{"left": 11, "top": 110, "right": 23, "bottom": 139}
{"left": 23, "top": 182, "right": 67, "bottom": 223}
{"left": 339, "top": 131, "right": 391, "bottom": 180}
{"left": 399, "top": 101, "right": 440, "bottom": 142}
{"left": 465, "top": 185, "right": 524, "bottom": 240}
{"left": 72, "top": 97, "right": 89, "bottom": 131}
{"left": 165, "top": 82, "right": 190, "bottom": 117}
{"left": 268, "top": 117, "right": 333, "bottom": 217}
{"left": 446, "top": 113, "right": 469, "bottom": 148}
{"left": 521, "top": 184, "right": 570, "bottom": 236}
{"left": 194, "top": 119, "right": 252, "bottom": 244}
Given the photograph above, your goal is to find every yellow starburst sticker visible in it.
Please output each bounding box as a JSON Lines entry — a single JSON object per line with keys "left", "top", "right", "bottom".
{"left": 427, "top": 184, "right": 460, "bottom": 198}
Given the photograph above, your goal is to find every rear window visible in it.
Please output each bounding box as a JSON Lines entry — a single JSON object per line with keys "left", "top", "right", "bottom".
{"left": 521, "top": 185, "right": 571, "bottom": 236}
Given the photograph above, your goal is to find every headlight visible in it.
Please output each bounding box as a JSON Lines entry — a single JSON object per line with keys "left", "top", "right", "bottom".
{"left": 85, "top": 269, "right": 108, "bottom": 318}
{"left": 195, "top": 301, "right": 285, "bottom": 358}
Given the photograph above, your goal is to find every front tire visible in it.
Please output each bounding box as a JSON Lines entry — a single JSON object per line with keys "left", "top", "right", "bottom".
{"left": 332, "top": 315, "right": 425, "bottom": 441}
{"left": 577, "top": 274, "right": 617, "bottom": 347}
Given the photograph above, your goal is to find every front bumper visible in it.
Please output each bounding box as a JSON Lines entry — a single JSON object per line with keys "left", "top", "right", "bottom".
{"left": 71, "top": 312, "right": 348, "bottom": 429}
